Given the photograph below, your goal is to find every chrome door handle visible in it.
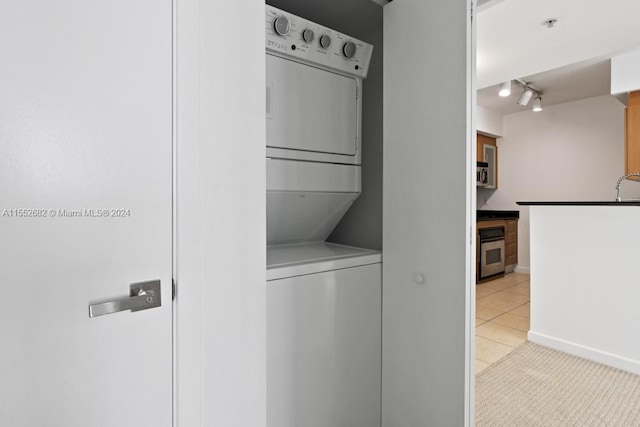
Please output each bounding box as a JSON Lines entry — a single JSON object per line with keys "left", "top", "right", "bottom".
{"left": 89, "top": 280, "right": 161, "bottom": 318}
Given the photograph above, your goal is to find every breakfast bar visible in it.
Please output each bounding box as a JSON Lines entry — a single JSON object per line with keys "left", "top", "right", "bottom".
{"left": 517, "top": 201, "right": 640, "bottom": 375}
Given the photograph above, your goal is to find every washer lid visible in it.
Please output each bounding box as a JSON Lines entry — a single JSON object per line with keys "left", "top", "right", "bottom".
{"left": 267, "top": 241, "right": 382, "bottom": 280}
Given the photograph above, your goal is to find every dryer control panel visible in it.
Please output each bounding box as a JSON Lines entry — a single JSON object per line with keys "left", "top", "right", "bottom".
{"left": 265, "top": 5, "right": 373, "bottom": 79}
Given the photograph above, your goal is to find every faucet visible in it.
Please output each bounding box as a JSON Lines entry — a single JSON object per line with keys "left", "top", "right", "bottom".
{"left": 615, "top": 173, "right": 640, "bottom": 201}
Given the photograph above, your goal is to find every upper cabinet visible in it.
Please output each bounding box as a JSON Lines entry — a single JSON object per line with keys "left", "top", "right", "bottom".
{"left": 625, "top": 91, "right": 640, "bottom": 175}
{"left": 477, "top": 133, "right": 498, "bottom": 189}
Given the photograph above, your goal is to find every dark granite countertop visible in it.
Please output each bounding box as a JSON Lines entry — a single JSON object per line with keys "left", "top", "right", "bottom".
{"left": 477, "top": 210, "right": 520, "bottom": 220}
{"left": 517, "top": 201, "right": 640, "bottom": 206}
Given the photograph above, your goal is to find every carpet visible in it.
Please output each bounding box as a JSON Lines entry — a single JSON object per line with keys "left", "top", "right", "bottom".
{"left": 476, "top": 342, "right": 640, "bottom": 426}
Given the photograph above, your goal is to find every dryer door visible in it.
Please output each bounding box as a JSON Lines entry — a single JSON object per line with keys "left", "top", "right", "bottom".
{"left": 266, "top": 54, "right": 359, "bottom": 162}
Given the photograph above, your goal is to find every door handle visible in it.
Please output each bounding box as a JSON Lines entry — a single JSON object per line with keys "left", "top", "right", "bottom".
{"left": 89, "top": 280, "right": 161, "bottom": 318}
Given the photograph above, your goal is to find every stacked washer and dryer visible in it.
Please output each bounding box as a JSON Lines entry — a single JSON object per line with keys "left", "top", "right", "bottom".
{"left": 265, "top": 5, "right": 381, "bottom": 427}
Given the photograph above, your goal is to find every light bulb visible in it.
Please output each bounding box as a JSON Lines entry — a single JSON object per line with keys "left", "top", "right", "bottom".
{"left": 498, "top": 81, "right": 511, "bottom": 97}
{"left": 532, "top": 96, "right": 543, "bottom": 112}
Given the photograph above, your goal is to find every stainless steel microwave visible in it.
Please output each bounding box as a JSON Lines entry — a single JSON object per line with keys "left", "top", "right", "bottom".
{"left": 477, "top": 162, "right": 489, "bottom": 187}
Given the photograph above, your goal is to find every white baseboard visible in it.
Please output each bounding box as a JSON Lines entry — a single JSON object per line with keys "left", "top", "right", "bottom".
{"left": 514, "top": 265, "right": 530, "bottom": 274}
{"left": 528, "top": 331, "right": 640, "bottom": 375}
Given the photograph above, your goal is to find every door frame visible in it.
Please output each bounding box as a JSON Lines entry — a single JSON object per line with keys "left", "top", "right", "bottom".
{"left": 173, "top": 0, "right": 474, "bottom": 425}
{"left": 467, "top": 0, "right": 478, "bottom": 424}
{"left": 173, "top": 0, "right": 267, "bottom": 426}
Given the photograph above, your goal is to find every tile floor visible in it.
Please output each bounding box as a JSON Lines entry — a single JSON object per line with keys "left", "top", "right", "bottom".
{"left": 476, "top": 272, "right": 530, "bottom": 374}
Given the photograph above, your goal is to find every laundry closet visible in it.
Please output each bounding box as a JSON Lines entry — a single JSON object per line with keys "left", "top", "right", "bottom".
{"left": 263, "top": 0, "right": 473, "bottom": 426}
{"left": 265, "top": 2, "right": 383, "bottom": 425}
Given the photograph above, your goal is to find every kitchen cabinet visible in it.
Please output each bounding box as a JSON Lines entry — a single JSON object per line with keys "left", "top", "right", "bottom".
{"left": 625, "top": 91, "right": 640, "bottom": 176}
{"left": 505, "top": 219, "right": 518, "bottom": 269}
{"left": 477, "top": 133, "right": 498, "bottom": 189}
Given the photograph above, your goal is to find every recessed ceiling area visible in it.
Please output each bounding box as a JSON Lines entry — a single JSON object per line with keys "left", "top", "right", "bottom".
{"left": 477, "top": 0, "right": 640, "bottom": 90}
{"left": 477, "top": 59, "right": 612, "bottom": 115}
{"left": 476, "top": 0, "right": 640, "bottom": 116}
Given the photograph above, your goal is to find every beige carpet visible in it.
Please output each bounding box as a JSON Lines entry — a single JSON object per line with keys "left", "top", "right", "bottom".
{"left": 476, "top": 342, "right": 640, "bottom": 426}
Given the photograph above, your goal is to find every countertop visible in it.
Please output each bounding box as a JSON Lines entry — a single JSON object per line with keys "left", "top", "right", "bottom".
{"left": 517, "top": 201, "right": 640, "bottom": 206}
{"left": 477, "top": 210, "right": 520, "bottom": 220}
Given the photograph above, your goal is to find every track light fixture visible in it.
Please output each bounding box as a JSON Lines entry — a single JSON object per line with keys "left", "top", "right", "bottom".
{"left": 517, "top": 88, "right": 534, "bottom": 106}
{"left": 532, "top": 96, "right": 543, "bottom": 112}
{"left": 499, "top": 79, "right": 544, "bottom": 112}
{"left": 498, "top": 81, "right": 511, "bottom": 97}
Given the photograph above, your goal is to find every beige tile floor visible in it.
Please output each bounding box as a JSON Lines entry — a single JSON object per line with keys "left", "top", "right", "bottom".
{"left": 476, "top": 272, "right": 530, "bottom": 374}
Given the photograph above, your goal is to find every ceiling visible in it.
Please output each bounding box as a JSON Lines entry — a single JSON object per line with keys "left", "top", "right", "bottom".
{"left": 477, "top": 0, "right": 640, "bottom": 115}
{"left": 477, "top": 59, "right": 612, "bottom": 115}
{"left": 477, "top": 0, "right": 640, "bottom": 90}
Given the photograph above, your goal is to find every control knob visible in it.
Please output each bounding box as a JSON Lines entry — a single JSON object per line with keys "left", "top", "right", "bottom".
{"left": 273, "top": 16, "right": 290, "bottom": 36}
{"left": 343, "top": 41, "right": 357, "bottom": 58}
{"left": 319, "top": 35, "right": 331, "bottom": 49}
{"left": 302, "top": 29, "right": 315, "bottom": 43}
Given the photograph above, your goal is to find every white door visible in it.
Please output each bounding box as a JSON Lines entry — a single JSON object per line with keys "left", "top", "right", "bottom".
{"left": 0, "top": 1, "right": 173, "bottom": 426}
{"left": 382, "top": 0, "right": 474, "bottom": 425}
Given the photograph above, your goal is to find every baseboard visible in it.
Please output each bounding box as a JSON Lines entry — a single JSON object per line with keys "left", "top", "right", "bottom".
{"left": 528, "top": 331, "right": 640, "bottom": 375}
{"left": 514, "top": 265, "right": 530, "bottom": 274}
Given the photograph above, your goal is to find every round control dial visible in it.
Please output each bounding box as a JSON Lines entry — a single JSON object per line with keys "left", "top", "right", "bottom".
{"left": 302, "top": 29, "right": 315, "bottom": 43}
{"left": 319, "top": 35, "right": 331, "bottom": 49}
{"left": 273, "top": 16, "right": 290, "bottom": 36}
{"left": 343, "top": 41, "right": 357, "bottom": 58}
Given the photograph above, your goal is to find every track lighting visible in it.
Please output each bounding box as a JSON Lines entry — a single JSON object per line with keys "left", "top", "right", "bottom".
{"left": 532, "top": 96, "right": 543, "bottom": 112}
{"left": 498, "top": 81, "right": 511, "bottom": 97}
{"left": 497, "top": 79, "right": 544, "bottom": 112}
{"left": 517, "top": 88, "right": 534, "bottom": 106}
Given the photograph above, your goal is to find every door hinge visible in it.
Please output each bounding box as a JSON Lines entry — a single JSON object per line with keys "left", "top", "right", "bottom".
{"left": 172, "top": 278, "right": 176, "bottom": 301}
{"left": 471, "top": 0, "right": 474, "bottom": 22}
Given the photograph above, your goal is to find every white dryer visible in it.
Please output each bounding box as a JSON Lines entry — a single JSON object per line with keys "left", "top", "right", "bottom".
{"left": 265, "top": 5, "right": 381, "bottom": 427}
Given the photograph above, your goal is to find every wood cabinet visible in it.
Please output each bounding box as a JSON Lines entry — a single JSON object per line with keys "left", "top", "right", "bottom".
{"left": 477, "top": 133, "right": 498, "bottom": 189}
{"left": 505, "top": 219, "right": 518, "bottom": 268}
{"left": 625, "top": 91, "right": 640, "bottom": 175}
{"left": 477, "top": 133, "right": 493, "bottom": 163}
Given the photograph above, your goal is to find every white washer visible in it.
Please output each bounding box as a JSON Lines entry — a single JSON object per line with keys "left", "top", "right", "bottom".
{"left": 267, "top": 242, "right": 381, "bottom": 427}
{"left": 265, "top": 6, "right": 379, "bottom": 427}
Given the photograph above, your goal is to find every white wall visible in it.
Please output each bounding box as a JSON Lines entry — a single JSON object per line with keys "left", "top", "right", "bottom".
{"left": 611, "top": 49, "right": 640, "bottom": 94}
{"left": 477, "top": 105, "right": 503, "bottom": 137}
{"left": 529, "top": 206, "right": 640, "bottom": 375}
{"left": 478, "top": 95, "right": 630, "bottom": 271}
